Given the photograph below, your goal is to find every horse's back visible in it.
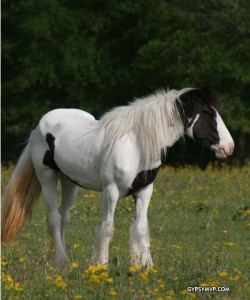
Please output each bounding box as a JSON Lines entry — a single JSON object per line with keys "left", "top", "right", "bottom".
{"left": 38, "top": 108, "right": 96, "bottom": 137}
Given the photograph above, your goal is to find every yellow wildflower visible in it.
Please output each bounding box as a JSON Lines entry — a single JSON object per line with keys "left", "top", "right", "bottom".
{"left": 109, "top": 288, "right": 117, "bottom": 296}
{"left": 229, "top": 275, "right": 241, "bottom": 281}
{"left": 74, "top": 295, "right": 82, "bottom": 299}
{"left": 1, "top": 261, "right": 8, "bottom": 266}
{"left": 55, "top": 275, "right": 67, "bottom": 289}
{"left": 139, "top": 271, "right": 149, "bottom": 281}
{"left": 73, "top": 243, "right": 80, "bottom": 249}
{"left": 148, "top": 267, "right": 158, "bottom": 274}
{"left": 129, "top": 264, "right": 141, "bottom": 273}
{"left": 83, "top": 264, "right": 112, "bottom": 285}
{"left": 167, "top": 290, "right": 175, "bottom": 297}
{"left": 223, "top": 241, "right": 236, "bottom": 246}
{"left": 159, "top": 283, "right": 165, "bottom": 290}
{"left": 72, "top": 262, "right": 79, "bottom": 269}
{"left": 200, "top": 281, "right": 219, "bottom": 286}
{"left": 180, "top": 290, "right": 196, "bottom": 298}
{"left": 83, "top": 193, "right": 96, "bottom": 198}
{"left": 6, "top": 281, "right": 15, "bottom": 290}
{"left": 15, "top": 282, "right": 24, "bottom": 291}
{"left": 219, "top": 271, "right": 228, "bottom": 278}
{"left": 19, "top": 257, "right": 26, "bottom": 263}
{"left": 171, "top": 244, "right": 182, "bottom": 250}
{"left": 23, "top": 233, "right": 32, "bottom": 239}
{"left": 2, "top": 273, "right": 13, "bottom": 282}
{"left": 212, "top": 245, "right": 219, "bottom": 250}
{"left": 212, "top": 208, "right": 219, "bottom": 215}
{"left": 180, "top": 290, "right": 196, "bottom": 299}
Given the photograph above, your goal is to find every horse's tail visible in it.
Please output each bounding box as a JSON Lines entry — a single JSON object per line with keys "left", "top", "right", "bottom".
{"left": 1, "top": 144, "right": 41, "bottom": 243}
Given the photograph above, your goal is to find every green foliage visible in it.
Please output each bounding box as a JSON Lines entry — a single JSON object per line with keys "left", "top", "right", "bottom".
{"left": 2, "top": 0, "right": 250, "bottom": 161}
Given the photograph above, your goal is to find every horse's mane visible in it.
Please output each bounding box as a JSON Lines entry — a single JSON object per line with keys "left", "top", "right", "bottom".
{"left": 97, "top": 89, "right": 191, "bottom": 169}
{"left": 97, "top": 87, "right": 215, "bottom": 169}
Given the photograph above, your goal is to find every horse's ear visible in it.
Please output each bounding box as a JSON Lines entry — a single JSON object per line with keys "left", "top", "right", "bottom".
{"left": 197, "top": 86, "right": 217, "bottom": 108}
{"left": 198, "top": 85, "right": 212, "bottom": 94}
{"left": 199, "top": 85, "right": 210, "bottom": 92}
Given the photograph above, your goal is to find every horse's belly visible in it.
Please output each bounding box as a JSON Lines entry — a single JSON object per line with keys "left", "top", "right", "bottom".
{"left": 54, "top": 142, "right": 103, "bottom": 191}
{"left": 44, "top": 124, "right": 104, "bottom": 190}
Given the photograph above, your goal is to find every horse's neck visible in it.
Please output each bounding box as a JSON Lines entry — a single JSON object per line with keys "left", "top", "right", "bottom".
{"left": 136, "top": 114, "right": 184, "bottom": 169}
{"left": 99, "top": 92, "right": 185, "bottom": 170}
{"left": 162, "top": 122, "right": 184, "bottom": 148}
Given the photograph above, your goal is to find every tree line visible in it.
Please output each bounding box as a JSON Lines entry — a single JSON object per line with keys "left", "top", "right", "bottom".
{"left": 2, "top": 0, "right": 250, "bottom": 166}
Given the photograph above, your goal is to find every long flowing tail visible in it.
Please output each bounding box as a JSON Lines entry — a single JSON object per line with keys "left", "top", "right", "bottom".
{"left": 1, "top": 144, "right": 41, "bottom": 243}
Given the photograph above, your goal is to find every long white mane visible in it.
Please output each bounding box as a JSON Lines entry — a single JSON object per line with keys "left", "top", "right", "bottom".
{"left": 97, "top": 89, "right": 193, "bottom": 169}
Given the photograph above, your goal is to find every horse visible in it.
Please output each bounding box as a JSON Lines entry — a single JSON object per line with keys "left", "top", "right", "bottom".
{"left": 1, "top": 87, "right": 234, "bottom": 268}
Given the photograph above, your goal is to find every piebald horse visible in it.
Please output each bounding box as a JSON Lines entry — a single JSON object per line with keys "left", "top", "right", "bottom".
{"left": 2, "top": 87, "right": 234, "bottom": 267}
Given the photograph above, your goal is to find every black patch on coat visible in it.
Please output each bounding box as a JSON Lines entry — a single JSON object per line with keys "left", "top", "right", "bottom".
{"left": 192, "top": 110, "right": 219, "bottom": 147}
{"left": 126, "top": 167, "right": 160, "bottom": 197}
{"left": 43, "top": 133, "right": 59, "bottom": 170}
{"left": 177, "top": 87, "right": 219, "bottom": 148}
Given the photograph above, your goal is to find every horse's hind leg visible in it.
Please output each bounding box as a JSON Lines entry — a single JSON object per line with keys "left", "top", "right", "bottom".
{"left": 38, "top": 169, "right": 70, "bottom": 267}
{"left": 30, "top": 128, "right": 68, "bottom": 267}
{"left": 59, "top": 174, "right": 78, "bottom": 248}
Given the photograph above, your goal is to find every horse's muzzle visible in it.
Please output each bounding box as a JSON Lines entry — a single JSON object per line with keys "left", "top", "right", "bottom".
{"left": 215, "top": 142, "right": 234, "bottom": 159}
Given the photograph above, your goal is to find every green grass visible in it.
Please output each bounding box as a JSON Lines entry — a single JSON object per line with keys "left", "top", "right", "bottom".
{"left": 1, "top": 164, "right": 250, "bottom": 300}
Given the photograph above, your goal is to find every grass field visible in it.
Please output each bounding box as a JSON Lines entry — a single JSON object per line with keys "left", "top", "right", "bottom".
{"left": 1, "top": 163, "right": 250, "bottom": 300}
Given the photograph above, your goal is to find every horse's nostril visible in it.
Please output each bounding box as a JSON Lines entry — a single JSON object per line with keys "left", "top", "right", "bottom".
{"left": 218, "top": 144, "right": 234, "bottom": 157}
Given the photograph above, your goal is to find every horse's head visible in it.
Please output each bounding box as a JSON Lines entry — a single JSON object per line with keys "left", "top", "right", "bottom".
{"left": 179, "top": 87, "right": 234, "bottom": 159}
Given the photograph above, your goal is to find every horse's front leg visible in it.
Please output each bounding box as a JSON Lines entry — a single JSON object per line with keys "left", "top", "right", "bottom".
{"left": 92, "top": 184, "right": 119, "bottom": 265}
{"left": 130, "top": 183, "right": 153, "bottom": 267}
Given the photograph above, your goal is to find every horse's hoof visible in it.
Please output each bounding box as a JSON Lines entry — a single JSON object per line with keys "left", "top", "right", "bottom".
{"left": 53, "top": 256, "right": 70, "bottom": 270}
